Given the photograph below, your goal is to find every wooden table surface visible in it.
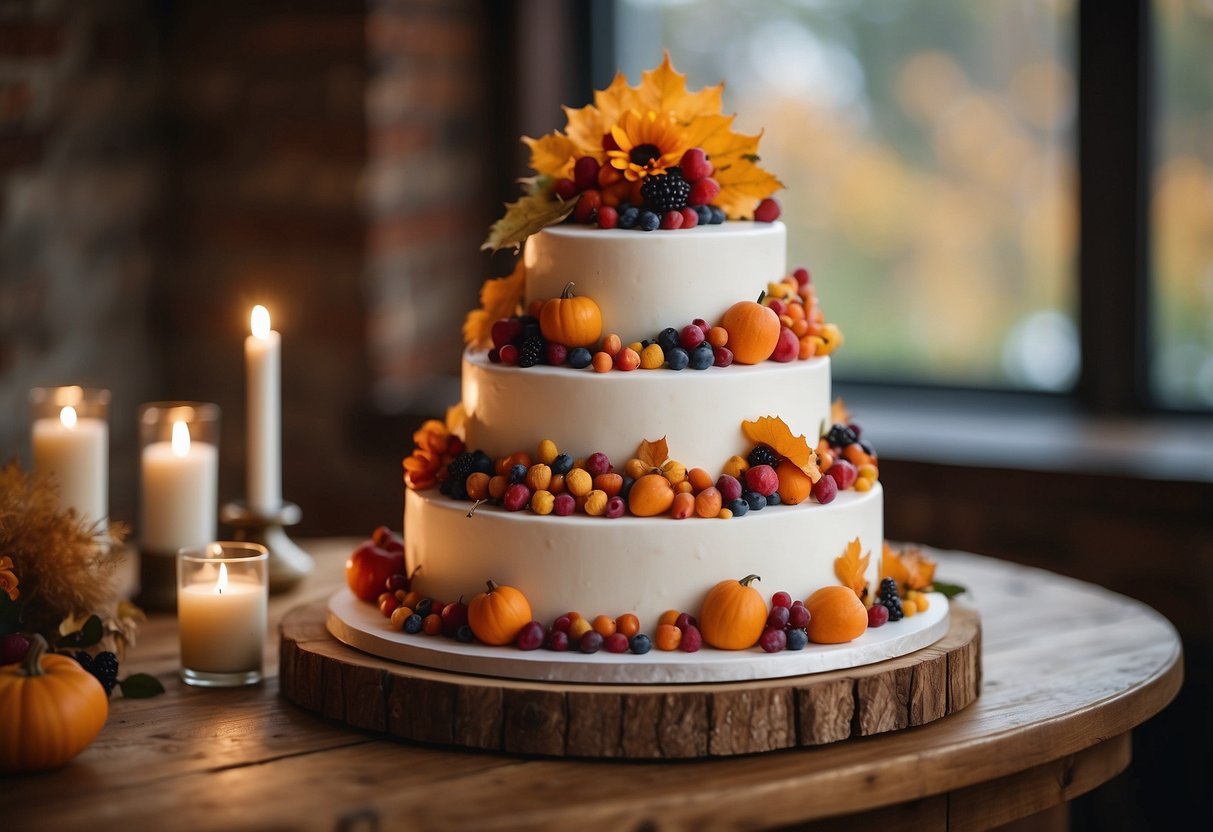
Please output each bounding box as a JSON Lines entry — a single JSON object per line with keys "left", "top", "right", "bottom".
{"left": 3, "top": 539, "right": 1182, "bottom": 831}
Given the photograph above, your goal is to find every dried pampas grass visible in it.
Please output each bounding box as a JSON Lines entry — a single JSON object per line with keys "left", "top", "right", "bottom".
{"left": 0, "top": 459, "right": 128, "bottom": 635}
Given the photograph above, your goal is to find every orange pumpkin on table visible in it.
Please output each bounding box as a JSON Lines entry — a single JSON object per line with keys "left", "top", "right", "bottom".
{"left": 467, "top": 581, "right": 533, "bottom": 645}
{"left": 699, "top": 574, "right": 768, "bottom": 650}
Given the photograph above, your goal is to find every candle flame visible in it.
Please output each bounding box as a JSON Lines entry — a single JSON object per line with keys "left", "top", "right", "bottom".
{"left": 171, "top": 420, "right": 191, "bottom": 457}
{"left": 60, "top": 406, "right": 78, "bottom": 429}
{"left": 214, "top": 562, "right": 228, "bottom": 596}
{"left": 251, "top": 305, "right": 271, "bottom": 339}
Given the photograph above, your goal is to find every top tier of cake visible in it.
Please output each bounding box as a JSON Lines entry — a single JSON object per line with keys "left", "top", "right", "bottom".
{"left": 524, "top": 222, "right": 787, "bottom": 345}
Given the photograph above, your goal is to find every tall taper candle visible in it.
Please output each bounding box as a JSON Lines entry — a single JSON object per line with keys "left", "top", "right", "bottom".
{"left": 245, "top": 305, "right": 281, "bottom": 512}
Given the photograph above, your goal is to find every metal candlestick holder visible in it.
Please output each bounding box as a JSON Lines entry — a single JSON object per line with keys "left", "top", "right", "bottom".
{"left": 220, "top": 500, "right": 314, "bottom": 594}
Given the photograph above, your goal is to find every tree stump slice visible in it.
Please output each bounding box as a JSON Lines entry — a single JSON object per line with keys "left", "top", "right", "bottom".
{"left": 279, "top": 601, "right": 981, "bottom": 759}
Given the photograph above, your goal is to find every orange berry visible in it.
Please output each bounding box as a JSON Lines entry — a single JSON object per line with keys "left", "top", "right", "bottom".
{"left": 592, "top": 614, "right": 617, "bottom": 638}
{"left": 707, "top": 326, "right": 729, "bottom": 348}
{"left": 616, "top": 613, "right": 641, "bottom": 638}
{"left": 568, "top": 617, "right": 593, "bottom": 642}
{"left": 798, "top": 336, "right": 817, "bottom": 360}
{"left": 791, "top": 319, "right": 810, "bottom": 337}
{"left": 675, "top": 480, "right": 694, "bottom": 494}
{"left": 601, "top": 333, "right": 622, "bottom": 357}
{"left": 655, "top": 623, "right": 682, "bottom": 651}
{"left": 843, "top": 444, "right": 872, "bottom": 467}
{"left": 592, "top": 351, "right": 613, "bottom": 373}
{"left": 593, "top": 472, "right": 623, "bottom": 497}
{"left": 787, "top": 302, "right": 807, "bottom": 322}
{"left": 687, "top": 467, "right": 714, "bottom": 492}
{"left": 670, "top": 491, "right": 695, "bottom": 519}
{"left": 658, "top": 609, "right": 680, "bottom": 627}
{"left": 423, "top": 614, "right": 442, "bottom": 636}
{"left": 402, "top": 590, "right": 423, "bottom": 609}
{"left": 695, "top": 486, "right": 722, "bottom": 518}
{"left": 614, "top": 346, "right": 640, "bottom": 371}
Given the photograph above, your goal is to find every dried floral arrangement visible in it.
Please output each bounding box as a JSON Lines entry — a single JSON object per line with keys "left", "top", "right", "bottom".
{"left": 0, "top": 461, "right": 163, "bottom": 698}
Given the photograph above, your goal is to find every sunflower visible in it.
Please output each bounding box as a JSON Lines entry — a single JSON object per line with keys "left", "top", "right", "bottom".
{"left": 606, "top": 109, "right": 689, "bottom": 182}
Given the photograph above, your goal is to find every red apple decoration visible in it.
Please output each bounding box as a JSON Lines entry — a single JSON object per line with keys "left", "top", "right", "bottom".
{"left": 770, "top": 326, "right": 798, "bottom": 363}
{"left": 345, "top": 526, "right": 407, "bottom": 602}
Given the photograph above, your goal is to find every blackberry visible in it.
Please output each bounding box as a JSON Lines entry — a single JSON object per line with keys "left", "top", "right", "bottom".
{"left": 877, "top": 577, "right": 904, "bottom": 621}
{"left": 517, "top": 334, "right": 545, "bottom": 368}
{"left": 442, "top": 451, "right": 478, "bottom": 499}
{"left": 76, "top": 650, "right": 118, "bottom": 696}
{"left": 641, "top": 168, "right": 691, "bottom": 212}
{"left": 747, "top": 444, "right": 780, "bottom": 468}
{"left": 825, "top": 423, "right": 859, "bottom": 448}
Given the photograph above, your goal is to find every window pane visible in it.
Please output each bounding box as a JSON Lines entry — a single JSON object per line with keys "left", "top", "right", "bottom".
{"left": 1152, "top": 0, "right": 1213, "bottom": 408}
{"left": 616, "top": 0, "right": 1077, "bottom": 390}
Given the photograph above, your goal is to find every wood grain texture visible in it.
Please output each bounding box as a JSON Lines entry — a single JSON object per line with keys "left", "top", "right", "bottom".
{"left": 279, "top": 602, "right": 981, "bottom": 757}
{"left": 2, "top": 540, "right": 1182, "bottom": 832}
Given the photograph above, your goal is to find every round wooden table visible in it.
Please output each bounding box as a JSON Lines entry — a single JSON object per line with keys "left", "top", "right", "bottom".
{"left": 5, "top": 540, "right": 1182, "bottom": 832}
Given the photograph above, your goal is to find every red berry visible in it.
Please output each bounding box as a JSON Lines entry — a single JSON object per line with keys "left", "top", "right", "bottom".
{"left": 579, "top": 631, "right": 604, "bottom": 654}
{"left": 503, "top": 483, "right": 532, "bottom": 511}
{"left": 553, "top": 178, "right": 577, "bottom": 200}
{"left": 491, "top": 317, "right": 522, "bottom": 350}
{"left": 604, "top": 632, "right": 629, "bottom": 653}
{"left": 573, "top": 189, "right": 602, "bottom": 223}
{"left": 605, "top": 496, "right": 626, "bottom": 518}
{"left": 788, "top": 604, "right": 811, "bottom": 628}
{"left": 716, "top": 474, "right": 743, "bottom": 503}
{"left": 679, "top": 147, "right": 714, "bottom": 182}
{"left": 772, "top": 591, "right": 792, "bottom": 609}
{"left": 586, "top": 452, "right": 612, "bottom": 476}
{"left": 385, "top": 573, "right": 409, "bottom": 592}
{"left": 770, "top": 326, "right": 798, "bottom": 363}
{"left": 692, "top": 318, "right": 711, "bottom": 336}
{"left": 551, "top": 614, "right": 572, "bottom": 633}
{"left": 679, "top": 206, "right": 699, "bottom": 228}
{"left": 498, "top": 344, "right": 518, "bottom": 365}
{"left": 573, "top": 156, "right": 600, "bottom": 192}
{"left": 553, "top": 493, "right": 576, "bottom": 516}
{"left": 545, "top": 630, "right": 570, "bottom": 651}
{"left": 687, "top": 177, "right": 720, "bottom": 206}
{"left": 441, "top": 600, "right": 468, "bottom": 637}
{"left": 713, "top": 346, "right": 734, "bottom": 367}
{"left": 515, "top": 620, "right": 545, "bottom": 650}
{"left": 768, "top": 298, "right": 787, "bottom": 316}
{"left": 827, "top": 459, "right": 858, "bottom": 491}
{"left": 759, "top": 627, "right": 787, "bottom": 653}
{"left": 744, "top": 464, "right": 779, "bottom": 497}
{"left": 811, "top": 474, "right": 838, "bottom": 504}
{"left": 754, "top": 197, "right": 781, "bottom": 222}
{"left": 488, "top": 348, "right": 501, "bottom": 363}
{"left": 868, "top": 603, "right": 890, "bottom": 628}
{"left": 793, "top": 267, "right": 811, "bottom": 286}
{"left": 660, "top": 210, "right": 684, "bottom": 230}
{"left": 597, "top": 205, "right": 619, "bottom": 229}
{"left": 679, "top": 324, "right": 705, "bottom": 350}
{"left": 674, "top": 612, "right": 699, "bottom": 632}
{"left": 544, "top": 342, "right": 568, "bottom": 365}
{"left": 378, "top": 594, "right": 399, "bottom": 618}
{"left": 767, "top": 606, "right": 790, "bottom": 628}
{"left": 680, "top": 624, "right": 703, "bottom": 652}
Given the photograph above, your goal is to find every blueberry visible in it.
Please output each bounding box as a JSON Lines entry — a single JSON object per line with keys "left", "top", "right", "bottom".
{"left": 449, "top": 482, "right": 468, "bottom": 501}
{"left": 666, "top": 346, "right": 690, "bottom": 370}
{"left": 766, "top": 490, "right": 782, "bottom": 506}
{"left": 656, "top": 327, "right": 680, "bottom": 352}
{"left": 455, "top": 624, "right": 474, "bottom": 643}
{"left": 414, "top": 599, "right": 432, "bottom": 618}
{"left": 859, "top": 439, "right": 876, "bottom": 456}
{"left": 472, "top": 450, "right": 495, "bottom": 475}
{"left": 744, "top": 491, "right": 767, "bottom": 511}
{"left": 786, "top": 628, "right": 808, "bottom": 651}
{"left": 709, "top": 206, "right": 726, "bottom": 224}
{"left": 637, "top": 210, "right": 660, "bottom": 231}
{"left": 403, "top": 613, "right": 424, "bottom": 634}
{"left": 509, "top": 463, "right": 527, "bottom": 483}
{"left": 619, "top": 475, "right": 635, "bottom": 500}
{"left": 617, "top": 205, "right": 641, "bottom": 230}
{"left": 629, "top": 634, "right": 653, "bottom": 654}
{"left": 728, "top": 498, "right": 749, "bottom": 517}
{"left": 688, "top": 343, "right": 714, "bottom": 370}
{"left": 567, "top": 347, "right": 593, "bottom": 369}
{"left": 551, "top": 453, "right": 574, "bottom": 476}
{"left": 694, "top": 204, "right": 713, "bottom": 225}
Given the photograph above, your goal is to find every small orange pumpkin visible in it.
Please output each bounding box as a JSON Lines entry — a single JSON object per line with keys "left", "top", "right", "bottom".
{"left": 627, "top": 473, "right": 675, "bottom": 517}
{"left": 540, "top": 282, "right": 603, "bottom": 348}
{"left": 804, "top": 585, "right": 868, "bottom": 644}
{"left": 0, "top": 634, "right": 108, "bottom": 773}
{"left": 720, "top": 293, "right": 780, "bottom": 364}
{"left": 699, "top": 574, "right": 768, "bottom": 650}
{"left": 467, "top": 581, "right": 533, "bottom": 645}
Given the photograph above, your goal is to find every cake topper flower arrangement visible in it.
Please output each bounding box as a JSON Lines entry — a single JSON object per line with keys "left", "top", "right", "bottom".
{"left": 483, "top": 54, "right": 784, "bottom": 252}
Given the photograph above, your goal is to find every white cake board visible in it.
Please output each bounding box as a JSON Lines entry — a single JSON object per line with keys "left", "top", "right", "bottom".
{"left": 326, "top": 588, "right": 950, "bottom": 685}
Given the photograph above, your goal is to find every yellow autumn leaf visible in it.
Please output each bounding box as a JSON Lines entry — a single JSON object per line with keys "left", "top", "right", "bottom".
{"left": 880, "top": 542, "right": 937, "bottom": 593}
{"left": 834, "top": 538, "right": 871, "bottom": 599}
{"left": 635, "top": 53, "right": 723, "bottom": 122}
{"left": 522, "top": 132, "right": 578, "bottom": 179}
{"left": 713, "top": 159, "right": 785, "bottom": 219}
{"left": 831, "top": 398, "right": 852, "bottom": 428}
{"left": 741, "top": 416, "right": 820, "bottom": 479}
{"left": 636, "top": 436, "right": 669, "bottom": 470}
{"left": 482, "top": 191, "right": 579, "bottom": 255}
{"left": 462, "top": 259, "right": 526, "bottom": 348}
{"left": 445, "top": 402, "right": 467, "bottom": 439}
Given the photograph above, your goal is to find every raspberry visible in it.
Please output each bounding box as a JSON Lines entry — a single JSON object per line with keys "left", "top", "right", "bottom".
{"left": 573, "top": 156, "right": 599, "bottom": 191}
{"left": 597, "top": 205, "right": 619, "bottom": 229}
{"left": 517, "top": 334, "right": 544, "bottom": 368}
{"left": 553, "top": 178, "right": 577, "bottom": 200}
{"left": 754, "top": 197, "right": 781, "bottom": 222}
{"left": 660, "top": 210, "right": 684, "bottom": 230}
{"left": 688, "top": 177, "right": 720, "bottom": 206}
{"left": 877, "top": 577, "right": 904, "bottom": 621}
{"left": 747, "top": 444, "right": 780, "bottom": 468}
{"left": 679, "top": 206, "right": 699, "bottom": 228}
{"left": 679, "top": 147, "right": 713, "bottom": 182}
{"left": 640, "top": 168, "right": 691, "bottom": 212}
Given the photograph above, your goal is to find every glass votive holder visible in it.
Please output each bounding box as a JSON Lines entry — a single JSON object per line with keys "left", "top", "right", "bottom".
{"left": 178, "top": 542, "right": 268, "bottom": 687}
{"left": 29, "top": 386, "right": 111, "bottom": 527}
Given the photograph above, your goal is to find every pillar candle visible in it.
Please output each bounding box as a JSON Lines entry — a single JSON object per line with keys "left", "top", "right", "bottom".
{"left": 140, "top": 420, "right": 218, "bottom": 554}
{"left": 178, "top": 561, "right": 266, "bottom": 674}
{"left": 245, "top": 305, "right": 281, "bottom": 512}
{"left": 31, "top": 405, "right": 108, "bottom": 526}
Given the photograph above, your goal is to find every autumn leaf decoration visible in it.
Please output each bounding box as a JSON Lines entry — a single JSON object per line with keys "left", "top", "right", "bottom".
{"left": 636, "top": 436, "right": 670, "bottom": 471}
{"left": 462, "top": 258, "right": 527, "bottom": 349}
{"left": 834, "top": 538, "right": 870, "bottom": 599}
{"left": 880, "top": 542, "right": 939, "bottom": 593}
{"left": 482, "top": 191, "right": 579, "bottom": 254}
{"left": 740, "top": 416, "right": 820, "bottom": 481}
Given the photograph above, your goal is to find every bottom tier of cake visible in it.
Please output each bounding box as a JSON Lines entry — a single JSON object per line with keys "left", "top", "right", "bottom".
{"left": 404, "top": 483, "right": 883, "bottom": 629}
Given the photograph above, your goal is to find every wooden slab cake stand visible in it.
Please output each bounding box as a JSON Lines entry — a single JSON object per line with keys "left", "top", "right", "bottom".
{"left": 279, "top": 600, "right": 980, "bottom": 758}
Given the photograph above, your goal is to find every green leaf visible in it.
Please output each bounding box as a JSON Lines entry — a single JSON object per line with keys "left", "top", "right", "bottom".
{"left": 932, "top": 581, "right": 969, "bottom": 599}
{"left": 58, "top": 614, "right": 103, "bottom": 648}
{"left": 482, "top": 192, "right": 579, "bottom": 254}
{"left": 120, "top": 673, "right": 166, "bottom": 698}
{"left": 0, "top": 594, "right": 23, "bottom": 634}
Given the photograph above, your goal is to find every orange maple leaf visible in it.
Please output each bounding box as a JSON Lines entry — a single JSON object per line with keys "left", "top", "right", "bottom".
{"left": 834, "top": 538, "right": 870, "bottom": 598}
{"left": 636, "top": 436, "right": 669, "bottom": 470}
{"left": 880, "top": 542, "right": 937, "bottom": 593}
{"left": 462, "top": 259, "right": 526, "bottom": 348}
{"left": 830, "top": 398, "right": 852, "bottom": 428}
{"left": 740, "top": 416, "right": 820, "bottom": 480}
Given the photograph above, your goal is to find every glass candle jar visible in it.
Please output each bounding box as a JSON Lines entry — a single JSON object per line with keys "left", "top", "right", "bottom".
{"left": 177, "top": 542, "right": 268, "bottom": 687}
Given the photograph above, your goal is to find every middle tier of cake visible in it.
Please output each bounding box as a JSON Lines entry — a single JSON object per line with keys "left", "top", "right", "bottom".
{"left": 461, "top": 349, "right": 833, "bottom": 472}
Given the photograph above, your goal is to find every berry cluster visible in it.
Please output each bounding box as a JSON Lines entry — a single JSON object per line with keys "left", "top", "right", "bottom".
{"left": 554, "top": 146, "right": 780, "bottom": 230}
{"left": 530, "top": 611, "right": 658, "bottom": 654}
{"left": 74, "top": 650, "right": 119, "bottom": 696}
{"left": 867, "top": 579, "right": 930, "bottom": 627}
{"left": 813, "top": 423, "right": 880, "bottom": 503}
{"left": 379, "top": 581, "right": 476, "bottom": 642}
{"left": 756, "top": 592, "right": 813, "bottom": 653}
